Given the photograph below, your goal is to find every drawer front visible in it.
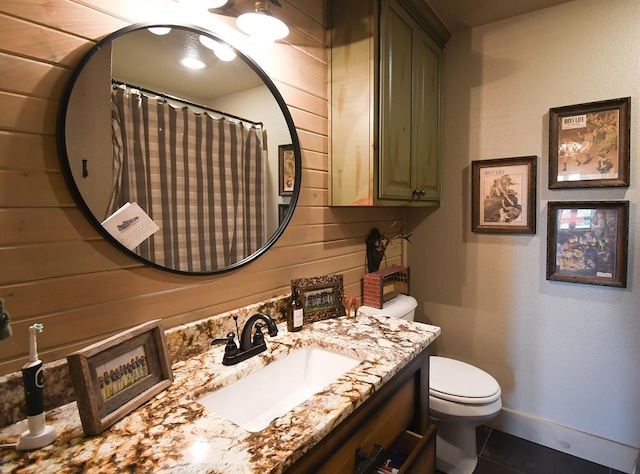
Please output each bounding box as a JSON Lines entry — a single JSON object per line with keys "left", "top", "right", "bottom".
{"left": 316, "top": 377, "right": 416, "bottom": 474}
{"left": 398, "top": 425, "right": 436, "bottom": 474}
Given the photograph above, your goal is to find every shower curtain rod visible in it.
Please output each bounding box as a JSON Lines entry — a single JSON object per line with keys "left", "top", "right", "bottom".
{"left": 112, "top": 80, "right": 263, "bottom": 128}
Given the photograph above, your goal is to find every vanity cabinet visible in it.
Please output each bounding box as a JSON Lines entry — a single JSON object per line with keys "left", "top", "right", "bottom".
{"left": 330, "top": 0, "right": 450, "bottom": 207}
{"left": 288, "top": 347, "right": 434, "bottom": 473}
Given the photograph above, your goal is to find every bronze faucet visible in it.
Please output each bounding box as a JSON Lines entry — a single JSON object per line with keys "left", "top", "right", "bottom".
{"left": 211, "top": 313, "right": 278, "bottom": 366}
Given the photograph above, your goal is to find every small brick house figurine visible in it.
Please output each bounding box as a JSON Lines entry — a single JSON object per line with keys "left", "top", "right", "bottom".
{"left": 363, "top": 265, "right": 410, "bottom": 309}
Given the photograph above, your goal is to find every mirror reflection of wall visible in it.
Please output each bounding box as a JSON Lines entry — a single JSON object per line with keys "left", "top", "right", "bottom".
{"left": 65, "top": 44, "right": 113, "bottom": 220}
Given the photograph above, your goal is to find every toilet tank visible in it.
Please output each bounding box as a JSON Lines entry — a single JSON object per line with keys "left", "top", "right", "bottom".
{"left": 359, "top": 294, "right": 417, "bottom": 321}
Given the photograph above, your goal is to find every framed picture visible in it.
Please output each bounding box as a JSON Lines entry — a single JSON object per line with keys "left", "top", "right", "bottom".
{"left": 549, "top": 97, "right": 630, "bottom": 188}
{"left": 546, "top": 201, "right": 629, "bottom": 288}
{"left": 291, "top": 274, "right": 346, "bottom": 324}
{"left": 278, "top": 203, "right": 289, "bottom": 226}
{"left": 278, "top": 144, "right": 295, "bottom": 196}
{"left": 67, "top": 320, "right": 173, "bottom": 435}
{"left": 471, "top": 156, "right": 537, "bottom": 234}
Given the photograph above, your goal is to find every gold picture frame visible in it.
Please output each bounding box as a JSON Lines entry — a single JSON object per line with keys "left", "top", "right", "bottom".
{"left": 549, "top": 97, "right": 630, "bottom": 189}
{"left": 66, "top": 320, "right": 173, "bottom": 435}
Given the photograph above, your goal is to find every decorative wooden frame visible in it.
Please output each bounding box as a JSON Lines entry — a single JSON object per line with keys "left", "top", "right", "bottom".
{"left": 471, "top": 156, "right": 537, "bottom": 234}
{"left": 67, "top": 320, "right": 173, "bottom": 435}
{"left": 291, "top": 274, "right": 346, "bottom": 324}
{"left": 546, "top": 201, "right": 629, "bottom": 288}
{"left": 549, "top": 97, "right": 630, "bottom": 189}
{"left": 278, "top": 144, "right": 295, "bottom": 196}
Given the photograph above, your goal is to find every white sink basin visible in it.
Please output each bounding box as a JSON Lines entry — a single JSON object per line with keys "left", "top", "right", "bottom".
{"left": 198, "top": 345, "right": 362, "bottom": 432}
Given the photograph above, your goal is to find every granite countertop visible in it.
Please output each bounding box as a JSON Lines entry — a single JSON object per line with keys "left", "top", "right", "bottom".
{"left": 0, "top": 314, "right": 440, "bottom": 473}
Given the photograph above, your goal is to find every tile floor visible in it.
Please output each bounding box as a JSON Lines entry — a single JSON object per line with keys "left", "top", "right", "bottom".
{"left": 436, "top": 426, "right": 628, "bottom": 474}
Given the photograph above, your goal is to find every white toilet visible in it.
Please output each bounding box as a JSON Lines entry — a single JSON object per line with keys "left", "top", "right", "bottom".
{"left": 359, "top": 294, "right": 502, "bottom": 474}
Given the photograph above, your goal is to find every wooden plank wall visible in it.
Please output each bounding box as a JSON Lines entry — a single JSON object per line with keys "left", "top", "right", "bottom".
{"left": 0, "top": 0, "right": 404, "bottom": 376}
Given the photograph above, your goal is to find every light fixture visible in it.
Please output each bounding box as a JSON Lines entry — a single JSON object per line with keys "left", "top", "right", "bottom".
{"left": 199, "top": 35, "right": 237, "bottom": 61}
{"left": 176, "top": 0, "right": 228, "bottom": 9}
{"left": 148, "top": 27, "right": 172, "bottom": 35}
{"left": 236, "top": 1, "right": 289, "bottom": 42}
{"left": 180, "top": 57, "right": 206, "bottom": 69}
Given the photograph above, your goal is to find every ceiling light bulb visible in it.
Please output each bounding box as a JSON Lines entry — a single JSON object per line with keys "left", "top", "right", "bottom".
{"left": 199, "top": 35, "right": 237, "bottom": 61}
{"left": 177, "top": 0, "right": 228, "bottom": 9}
{"left": 236, "top": 2, "right": 289, "bottom": 42}
{"left": 180, "top": 57, "right": 206, "bottom": 69}
{"left": 148, "top": 27, "right": 172, "bottom": 35}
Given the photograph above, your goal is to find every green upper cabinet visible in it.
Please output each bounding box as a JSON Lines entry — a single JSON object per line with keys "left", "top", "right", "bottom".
{"left": 330, "top": 0, "right": 449, "bottom": 207}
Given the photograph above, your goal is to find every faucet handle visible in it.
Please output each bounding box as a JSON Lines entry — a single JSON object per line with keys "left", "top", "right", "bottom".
{"left": 211, "top": 332, "right": 234, "bottom": 345}
{"left": 211, "top": 332, "right": 239, "bottom": 358}
{"left": 252, "top": 323, "right": 265, "bottom": 347}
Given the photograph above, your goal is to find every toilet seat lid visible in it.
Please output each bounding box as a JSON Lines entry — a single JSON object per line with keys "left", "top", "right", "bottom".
{"left": 430, "top": 356, "right": 501, "bottom": 404}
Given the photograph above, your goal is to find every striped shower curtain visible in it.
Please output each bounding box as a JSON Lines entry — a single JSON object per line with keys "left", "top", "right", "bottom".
{"left": 109, "top": 86, "right": 265, "bottom": 272}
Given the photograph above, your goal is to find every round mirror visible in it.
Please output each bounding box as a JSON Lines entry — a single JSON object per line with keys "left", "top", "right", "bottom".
{"left": 58, "top": 23, "right": 301, "bottom": 275}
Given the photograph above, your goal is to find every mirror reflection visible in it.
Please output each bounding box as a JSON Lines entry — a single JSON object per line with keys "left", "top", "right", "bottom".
{"left": 59, "top": 24, "right": 300, "bottom": 274}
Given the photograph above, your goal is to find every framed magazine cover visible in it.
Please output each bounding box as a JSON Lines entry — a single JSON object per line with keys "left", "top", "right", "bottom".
{"left": 471, "top": 156, "right": 537, "bottom": 234}
{"left": 549, "top": 97, "right": 630, "bottom": 189}
{"left": 546, "top": 201, "right": 629, "bottom": 287}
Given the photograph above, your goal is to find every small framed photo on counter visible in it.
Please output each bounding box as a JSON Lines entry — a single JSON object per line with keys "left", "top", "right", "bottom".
{"left": 548, "top": 97, "right": 630, "bottom": 189}
{"left": 546, "top": 201, "right": 629, "bottom": 288}
{"left": 67, "top": 320, "right": 173, "bottom": 436}
{"left": 291, "top": 274, "right": 346, "bottom": 324}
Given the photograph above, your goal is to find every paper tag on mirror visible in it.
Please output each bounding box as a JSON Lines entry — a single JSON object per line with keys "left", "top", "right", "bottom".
{"left": 101, "top": 202, "right": 159, "bottom": 251}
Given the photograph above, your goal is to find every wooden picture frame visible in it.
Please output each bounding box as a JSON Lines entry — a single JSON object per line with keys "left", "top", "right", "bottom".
{"left": 471, "top": 156, "right": 537, "bottom": 234}
{"left": 291, "top": 274, "right": 346, "bottom": 324}
{"left": 549, "top": 97, "right": 630, "bottom": 189}
{"left": 546, "top": 201, "right": 629, "bottom": 288}
{"left": 278, "top": 144, "right": 295, "bottom": 196}
{"left": 67, "top": 320, "right": 173, "bottom": 435}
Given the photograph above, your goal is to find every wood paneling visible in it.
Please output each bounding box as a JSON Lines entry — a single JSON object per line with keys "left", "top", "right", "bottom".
{"left": 0, "top": 0, "right": 405, "bottom": 377}
{"left": 0, "top": 53, "right": 69, "bottom": 99}
{"left": 0, "top": 171, "right": 74, "bottom": 207}
{"left": 0, "top": 208, "right": 97, "bottom": 244}
{"left": 0, "top": 0, "right": 127, "bottom": 40}
{"left": 276, "top": 81, "right": 326, "bottom": 118}
{"left": 0, "top": 92, "right": 58, "bottom": 135}
{"left": 0, "top": 14, "right": 93, "bottom": 66}
{"left": 0, "top": 132, "right": 59, "bottom": 170}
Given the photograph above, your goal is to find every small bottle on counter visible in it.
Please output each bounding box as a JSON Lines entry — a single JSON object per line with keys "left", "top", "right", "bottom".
{"left": 287, "top": 288, "right": 303, "bottom": 332}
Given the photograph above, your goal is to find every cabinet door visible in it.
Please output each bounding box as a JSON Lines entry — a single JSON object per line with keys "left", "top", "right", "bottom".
{"left": 329, "top": 0, "right": 377, "bottom": 206}
{"left": 379, "top": 0, "right": 414, "bottom": 201}
{"left": 412, "top": 28, "right": 441, "bottom": 201}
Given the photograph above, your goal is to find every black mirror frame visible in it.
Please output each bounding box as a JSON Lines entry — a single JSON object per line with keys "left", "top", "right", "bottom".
{"left": 57, "top": 23, "right": 302, "bottom": 275}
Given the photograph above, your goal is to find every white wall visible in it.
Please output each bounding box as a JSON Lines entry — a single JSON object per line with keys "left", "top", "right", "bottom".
{"left": 410, "top": 0, "right": 640, "bottom": 471}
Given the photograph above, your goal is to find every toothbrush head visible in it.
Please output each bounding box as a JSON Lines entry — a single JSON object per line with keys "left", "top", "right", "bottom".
{"left": 32, "top": 323, "right": 44, "bottom": 333}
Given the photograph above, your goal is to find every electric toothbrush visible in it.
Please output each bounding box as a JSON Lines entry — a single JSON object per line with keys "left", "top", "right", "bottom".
{"left": 16, "top": 323, "right": 57, "bottom": 451}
